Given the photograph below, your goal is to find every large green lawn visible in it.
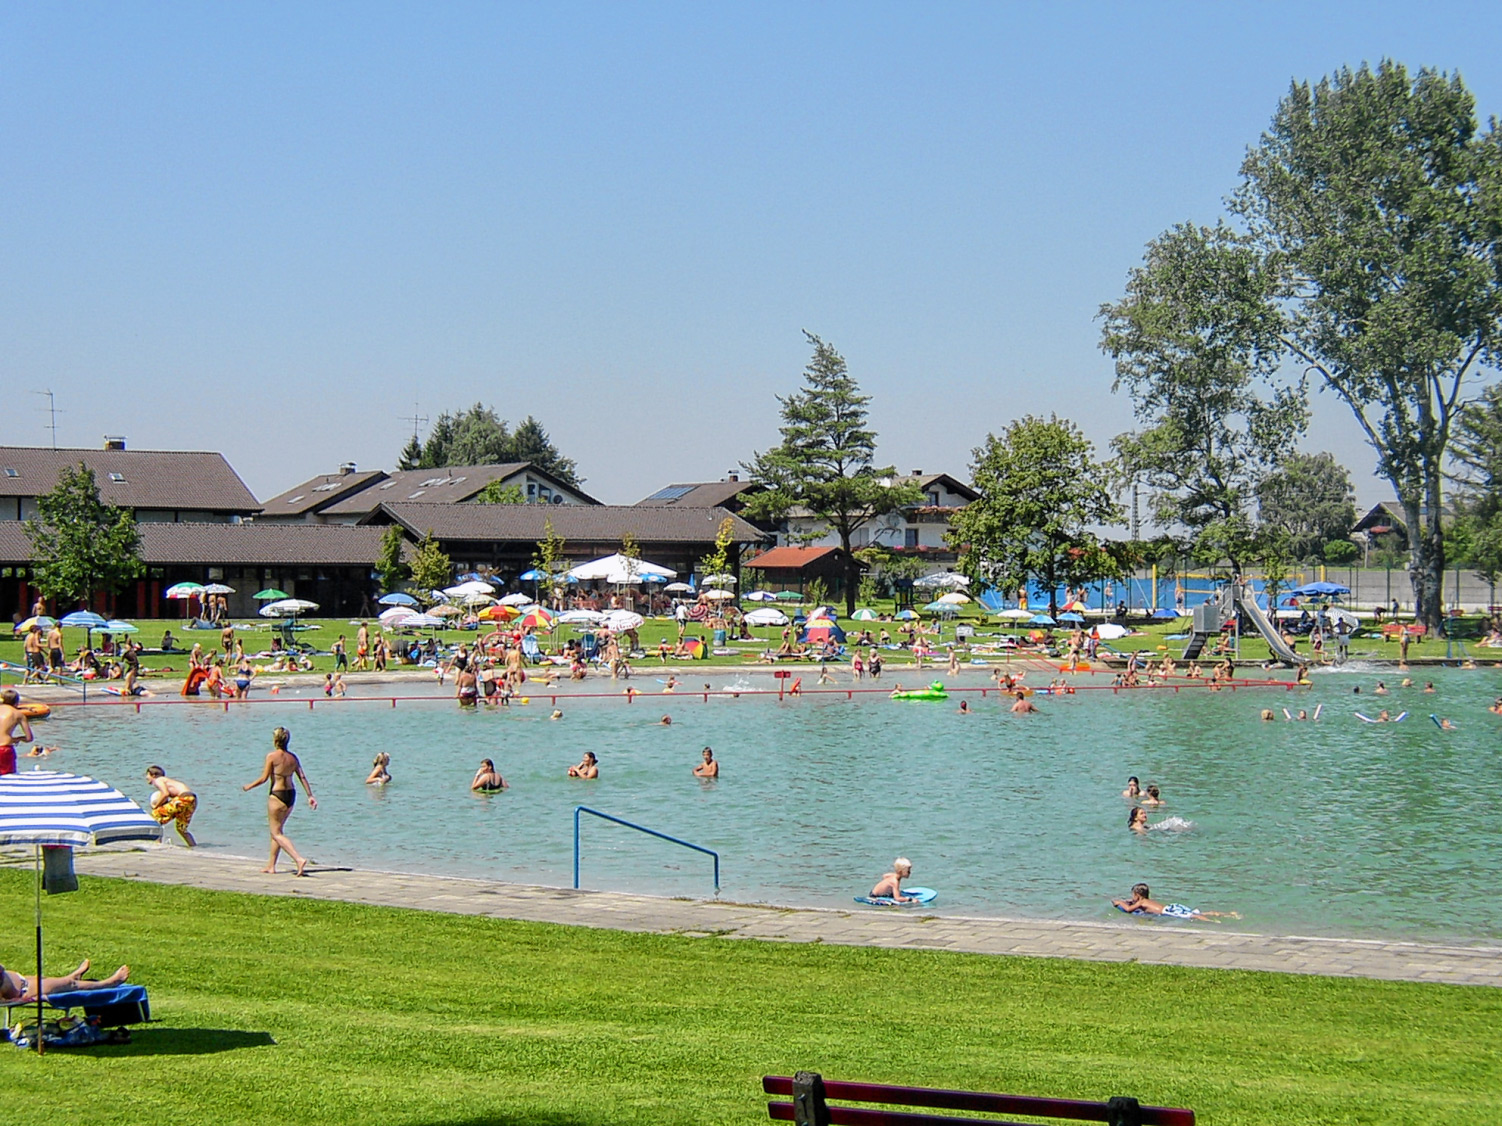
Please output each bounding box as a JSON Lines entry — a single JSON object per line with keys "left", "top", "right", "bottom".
{"left": 0, "top": 872, "right": 1497, "bottom": 1124}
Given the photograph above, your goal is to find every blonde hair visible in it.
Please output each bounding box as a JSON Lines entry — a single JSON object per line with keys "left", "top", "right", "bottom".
{"left": 894, "top": 857, "right": 911, "bottom": 872}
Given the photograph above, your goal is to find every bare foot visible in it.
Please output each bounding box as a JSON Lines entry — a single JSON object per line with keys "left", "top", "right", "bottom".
{"left": 295, "top": 858, "right": 309, "bottom": 877}
{"left": 102, "top": 965, "right": 129, "bottom": 986}
{"left": 74, "top": 959, "right": 90, "bottom": 978}
{"left": 260, "top": 866, "right": 277, "bottom": 874}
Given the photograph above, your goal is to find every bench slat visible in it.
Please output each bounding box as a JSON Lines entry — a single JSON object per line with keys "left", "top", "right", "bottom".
{"left": 770, "top": 1100, "right": 1053, "bottom": 1126}
{"left": 764, "top": 1077, "right": 1194, "bottom": 1126}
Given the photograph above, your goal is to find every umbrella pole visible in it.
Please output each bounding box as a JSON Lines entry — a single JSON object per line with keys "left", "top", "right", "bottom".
{"left": 34, "top": 844, "right": 43, "bottom": 1054}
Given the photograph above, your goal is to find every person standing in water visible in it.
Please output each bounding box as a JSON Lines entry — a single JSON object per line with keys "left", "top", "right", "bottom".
{"left": 243, "top": 726, "right": 317, "bottom": 876}
{"left": 145, "top": 766, "right": 198, "bottom": 847}
{"left": 693, "top": 747, "right": 719, "bottom": 778}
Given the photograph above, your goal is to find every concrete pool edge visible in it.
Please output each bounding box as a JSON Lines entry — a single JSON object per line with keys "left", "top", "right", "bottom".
{"left": 44, "top": 846, "right": 1502, "bottom": 988}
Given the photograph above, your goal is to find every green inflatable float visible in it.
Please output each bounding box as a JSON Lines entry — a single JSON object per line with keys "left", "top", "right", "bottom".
{"left": 890, "top": 681, "right": 949, "bottom": 701}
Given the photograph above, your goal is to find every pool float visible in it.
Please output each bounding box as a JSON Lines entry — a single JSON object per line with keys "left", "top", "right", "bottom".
{"left": 19, "top": 702, "right": 51, "bottom": 720}
{"left": 890, "top": 682, "right": 948, "bottom": 701}
{"left": 856, "top": 887, "right": 938, "bottom": 907}
{"left": 1355, "top": 712, "right": 1408, "bottom": 723}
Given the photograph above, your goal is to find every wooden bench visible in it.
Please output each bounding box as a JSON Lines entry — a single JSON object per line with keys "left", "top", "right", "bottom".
{"left": 764, "top": 1072, "right": 1194, "bottom": 1126}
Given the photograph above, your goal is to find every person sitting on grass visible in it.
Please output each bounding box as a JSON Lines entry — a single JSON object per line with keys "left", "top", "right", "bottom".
{"left": 0, "top": 959, "right": 131, "bottom": 1004}
{"left": 1113, "top": 882, "right": 1238, "bottom": 921}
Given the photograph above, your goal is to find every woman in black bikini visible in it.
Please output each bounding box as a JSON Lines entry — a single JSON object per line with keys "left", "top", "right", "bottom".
{"left": 243, "top": 726, "right": 317, "bottom": 876}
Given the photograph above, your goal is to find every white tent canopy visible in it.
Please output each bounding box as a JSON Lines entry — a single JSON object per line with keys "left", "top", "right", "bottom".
{"left": 567, "top": 553, "right": 677, "bottom": 584}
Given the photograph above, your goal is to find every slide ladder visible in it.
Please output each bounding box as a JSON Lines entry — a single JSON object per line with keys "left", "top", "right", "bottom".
{"left": 1180, "top": 585, "right": 1236, "bottom": 661}
{"left": 1179, "top": 583, "right": 1307, "bottom": 666}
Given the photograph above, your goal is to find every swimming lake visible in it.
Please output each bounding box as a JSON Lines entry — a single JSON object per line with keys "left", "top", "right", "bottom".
{"left": 34, "top": 667, "right": 1502, "bottom": 945}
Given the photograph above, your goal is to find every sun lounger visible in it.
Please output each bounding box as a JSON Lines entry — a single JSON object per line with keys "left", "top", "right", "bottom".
{"left": 4, "top": 983, "right": 150, "bottom": 1027}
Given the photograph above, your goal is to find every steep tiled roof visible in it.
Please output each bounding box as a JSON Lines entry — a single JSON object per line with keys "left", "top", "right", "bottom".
{"left": 259, "top": 470, "right": 388, "bottom": 516}
{"left": 0, "top": 447, "right": 259, "bottom": 513}
{"left": 318, "top": 463, "right": 599, "bottom": 516}
{"left": 377, "top": 503, "right": 765, "bottom": 544}
{"left": 0, "top": 521, "right": 388, "bottom": 566}
{"left": 634, "top": 480, "right": 762, "bottom": 507}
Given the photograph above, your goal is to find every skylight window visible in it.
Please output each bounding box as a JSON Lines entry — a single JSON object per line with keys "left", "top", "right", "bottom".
{"left": 312, "top": 482, "right": 342, "bottom": 492}
{"left": 646, "top": 485, "right": 695, "bottom": 501}
{"left": 408, "top": 490, "right": 426, "bottom": 499}
{"left": 2, "top": 468, "right": 17, "bottom": 478}
{"left": 108, "top": 472, "right": 126, "bottom": 483}
{"left": 379, "top": 481, "right": 397, "bottom": 490}
{"left": 288, "top": 495, "right": 305, "bottom": 504}
{"left": 451, "top": 476, "right": 467, "bottom": 484}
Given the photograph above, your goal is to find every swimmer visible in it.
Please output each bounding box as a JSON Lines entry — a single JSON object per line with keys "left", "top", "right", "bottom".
{"left": 1374, "top": 681, "right": 1388, "bottom": 695}
{"left": 1010, "top": 691, "right": 1037, "bottom": 714}
{"left": 1140, "top": 784, "right": 1164, "bottom": 806}
{"left": 1400, "top": 677, "right": 1414, "bottom": 688}
{"left": 1122, "top": 776, "right": 1141, "bottom": 799}
{"left": 957, "top": 699, "right": 970, "bottom": 714}
{"left": 25, "top": 745, "right": 58, "bottom": 757}
{"left": 663, "top": 676, "right": 678, "bottom": 693}
{"left": 1423, "top": 682, "right": 1436, "bottom": 693}
{"left": 550, "top": 709, "right": 563, "bottom": 720}
{"left": 1128, "top": 808, "right": 1150, "bottom": 834}
{"left": 1260, "top": 708, "right": 1276, "bottom": 721}
{"left": 1490, "top": 698, "right": 1502, "bottom": 715}
{"left": 693, "top": 747, "right": 718, "bottom": 778}
{"left": 1283, "top": 704, "right": 1323, "bottom": 721}
{"left": 658, "top": 715, "right": 672, "bottom": 726}
{"left": 1112, "top": 882, "right": 1238, "bottom": 921}
{"left": 366, "top": 753, "right": 391, "bottom": 786}
{"left": 870, "top": 858, "right": 914, "bottom": 903}
{"left": 1435, "top": 716, "right": 1458, "bottom": 731}
{"left": 471, "top": 759, "right": 506, "bottom": 792}
{"left": 1295, "top": 665, "right": 1311, "bottom": 685}
{"left": 567, "top": 752, "right": 598, "bottom": 779}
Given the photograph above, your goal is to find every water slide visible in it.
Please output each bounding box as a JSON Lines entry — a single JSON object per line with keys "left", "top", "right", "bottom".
{"left": 1232, "top": 583, "right": 1307, "bottom": 666}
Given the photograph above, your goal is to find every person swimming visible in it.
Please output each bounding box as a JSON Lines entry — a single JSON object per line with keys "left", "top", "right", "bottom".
{"left": 1260, "top": 708, "right": 1276, "bottom": 721}
{"left": 568, "top": 752, "right": 598, "bottom": 779}
{"left": 1112, "top": 882, "right": 1238, "bottom": 921}
{"left": 1140, "top": 784, "right": 1164, "bottom": 806}
{"left": 366, "top": 753, "right": 391, "bottom": 786}
{"left": 1122, "top": 776, "right": 1141, "bottom": 799}
{"left": 1127, "top": 808, "right": 1150, "bottom": 834}
{"left": 957, "top": 699, "right": 971, "bottom": 714}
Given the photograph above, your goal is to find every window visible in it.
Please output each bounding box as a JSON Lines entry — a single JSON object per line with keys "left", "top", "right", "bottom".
{"left": 287, "top": 495, "right": 305, "bottom": 504}
{"left": 927, "top": 492, "right": 940, "bottom": 506}
{"left": 312, "top": 482, "right": 342, "bottom": 492}
{"left": 2, "top": 468, "right": 17, "bottom": 478}
{"left": 379, "top": 481, "right": 397, "bottom": 490}
{"left": 451, "top": 476, "right": 466, "bottom": 484}
{"left": 904, "top": 528, "right": 919, "bottom": 549}
{"left": 408, "top": 490, "right": 426, "bottom": 499}
{"left": 108, "top": 472, "right": 126, "bottom": 483}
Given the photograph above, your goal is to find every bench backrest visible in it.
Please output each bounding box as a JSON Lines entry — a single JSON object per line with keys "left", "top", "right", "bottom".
{"left": 764, "top": 1073, "right": 1194, "bottom": 1126}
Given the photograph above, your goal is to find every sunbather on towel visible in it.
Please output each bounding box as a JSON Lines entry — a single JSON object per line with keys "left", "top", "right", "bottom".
{"left": 0, "top": 959, "right": 130, "bottom": 1003}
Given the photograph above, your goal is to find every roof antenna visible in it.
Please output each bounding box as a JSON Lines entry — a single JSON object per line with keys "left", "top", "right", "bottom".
{"left": 400, "top": 400, "right": 429, "bottom": 441}
{"left": 31, "top": 389, "right": 61, "bottom": 448}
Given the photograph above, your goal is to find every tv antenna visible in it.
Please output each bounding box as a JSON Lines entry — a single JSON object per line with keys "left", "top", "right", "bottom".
{"left": 31, "top": 389, "right": 61, "bottom": 448}
{"left": 399, "top": 401, "right": 429, "bottom": 440}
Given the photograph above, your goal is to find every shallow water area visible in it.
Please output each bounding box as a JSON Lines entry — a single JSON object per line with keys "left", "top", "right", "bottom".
{"left": 38, "top": 666, "right": 1502, "bottom": 945}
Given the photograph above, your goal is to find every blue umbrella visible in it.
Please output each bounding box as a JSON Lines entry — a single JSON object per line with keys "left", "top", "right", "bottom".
{"left": 60, "top": 611, "right": 107, "bottom": 630}
{"left": 1029, "top": 613, "right": 1057, "bottom": 626}
{"left": 896, "top": 609, "right": 918, "bottom": 620}
{"left": 1058, "top": 612, "right": 1085, "bottom": 622}
{"left": 517, "top": 568, "right": 547, "bottom": 582}
{"left": 1290, "top": 581, "right": 1350, "bottom": 597}
{"left": 0, "top": 770, "right": 159, "bottom": 1052}
{"left": 454, "top": 572, "right": 495, "bottom": 585}
{"left": 1151, "top": 607, "right": 1181, "bottom": 619}
{"left": 378, "top": 592, "right": 419, "bottom": 607}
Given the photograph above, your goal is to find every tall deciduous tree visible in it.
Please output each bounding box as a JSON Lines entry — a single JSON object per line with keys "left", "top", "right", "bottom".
{"left": 532, "top": 517, "right": 567, "bottom": 604}
{"left": 1256, "top": 452, "right": 1358, "bottom": 563}
{"left": 408, "top": 533, "right": 453, "bottom": 602}
{"left": 1100, "top": 222, "right": 1306, "bottom": 570}
{"left": 25, "top": 464, "right": 143, "bottom": 607}
{"left": 1232, "top": 62, "right": 1502, "bottom": 628}
{"left": 743, "top": 332, "right": 921, "bottom": 613}
{"left": 946, "top": 416, "right": 1122, "bottom": 618}
{"left": 375, "top": 525, "right": 410, "bottom": 594}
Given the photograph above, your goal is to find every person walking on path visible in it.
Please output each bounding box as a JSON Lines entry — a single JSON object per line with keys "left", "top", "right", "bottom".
{"left": 243, "top": 726, "right": 317, "bottom": 876}
{"left": 145, "top": 766, "right": 198, "bottom": 847}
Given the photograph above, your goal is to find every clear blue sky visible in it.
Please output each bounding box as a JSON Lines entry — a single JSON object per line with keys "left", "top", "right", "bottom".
{"left": 3, "top": 2, "right": 1499, "bottom": 507}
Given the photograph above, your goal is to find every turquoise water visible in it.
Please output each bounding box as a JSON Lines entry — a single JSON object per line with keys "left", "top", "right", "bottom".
{"left": 34, "top": 668, "right": 1502, "bottom": 945}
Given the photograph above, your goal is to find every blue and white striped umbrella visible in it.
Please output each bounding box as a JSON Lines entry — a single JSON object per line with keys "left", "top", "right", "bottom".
{"left": 0, "top": 771, "right": 159, "bottom": 847}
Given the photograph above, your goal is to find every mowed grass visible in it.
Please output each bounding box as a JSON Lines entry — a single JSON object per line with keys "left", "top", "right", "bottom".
{"left": 0, "top": 872, "right": 1498, "bottom": 1125}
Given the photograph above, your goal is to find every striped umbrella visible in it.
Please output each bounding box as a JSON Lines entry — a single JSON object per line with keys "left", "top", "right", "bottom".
{"left": 0, "top": 771, "right": 159, "bottom": 1053}
{"left": 517, "top": 606, "right": 554, "bottom": 630}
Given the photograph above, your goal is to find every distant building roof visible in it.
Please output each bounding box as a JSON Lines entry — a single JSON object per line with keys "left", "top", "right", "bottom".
{"left": 893, "top": 472, "right": 979, "bottom": 503}
{"left": 317, "top": 462, "right": 599, "bottom": 517}
{"left": 748, "top": 545, "right": 849, "bottom": 570}
{"left": 0, "top": 521, "right": 389, "bottom": 566}
{"left": 0, "top": 446, "right": 259, "bottom": 513}
{"left": 375, "top": 502, "right": 764, "bottom": 545}
{"left": 259, "top": 469, "right": 389, "bottom": 517}
{"left": 1353, "top": 502, "right": 1407, "bottom": 535}
{"left": 634, "top": 478, "right": 763, "bottom": 508}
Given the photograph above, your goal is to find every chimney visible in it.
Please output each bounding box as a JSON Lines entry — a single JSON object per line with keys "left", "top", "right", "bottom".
{"left": 103, "top": 436, "right": 126, "bottom": 451}
{"left": 910, "top": 469, "right": 923, "bottom": 476}
{"left": 339, "top": 461, "right": 357, "bottom": 475}
{"left": 726, "top": 471, "right": 739, "bottom": 482}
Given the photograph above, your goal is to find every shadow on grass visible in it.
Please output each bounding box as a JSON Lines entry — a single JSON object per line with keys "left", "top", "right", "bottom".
{"left": 424, "top": 1117, "right": 600, "bottom": 1126}
{"left": 116, "top": 1027, "right": 277, "bottom": 1055}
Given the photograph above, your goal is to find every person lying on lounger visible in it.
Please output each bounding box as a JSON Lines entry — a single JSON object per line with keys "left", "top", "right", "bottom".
{"left": 0, "top": 959, "right": 130, "bottom": 1004}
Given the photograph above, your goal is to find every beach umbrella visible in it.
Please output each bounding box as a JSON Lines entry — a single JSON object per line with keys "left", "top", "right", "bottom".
{"left": 379, "top": 607, "right": 418, "bottom": 626}
{"left": 998, "top": 608, "right": 1033, "bottom": 620}
{"left": 851, "top": 608, "right": 878, "bottom": 621}
{"left": 602, "top": 610, "right": 644, "bottom": 632}
{"left": 1093, "top": 622, "right": 1131, "bottom": 641}
{"left": 14, "top": 616, "right": 58, "bottom": 633}
{"left": 639, "top": 573, "right": 668, "bottom": 585}
{"left": 1151, "top": 608, "right": 1181, "bottom": 619}
{"left": 936, "top": 592, "right": 970, "bottom": 604}
{"left": 517, "top": 568, "right": 548, "bottom": 582}
{"left": 378, "top": 592, "right": 419, "bottom": 607}
{"left": 498, "top": 592, "right": 533, "bottom": 606}
{"left": 557, "top": 609, "right": 606, "bottom": 625}
{"left": 567, "top": 553, "right": 676, "bottom": 584}
{"left": 260, "top": 598, "right": 318, "bottom": 617}
{"left": 895, "top": 609, "right": 918, "bottom": 620}
{"left": 913, "top": 572, "right": 970, "bottom": 589}
{"left": 1062, "top": 600, "right": 1088, "bottom": 613}
{"left": 774, "top": 591, "right": 803, "bottom": 602}
{"left": 702, "top": 573, "right": 737, "bottom": 587}
{"left": 427, "top": 603, "right": 465, "bottom": 618}
{"left": 1028, "top": 613, "right": 1057, "bottom": 626}
{"left": 103, "top": 620, "right": 138, "bottom": 634}
{"left": 0, "top": 770, "right": 159, "bottom": 1053}
{"left": 164, "top": 582, "right": 205, "bottom": 600}
{"left": 1290, "top": 581, "right": 1350, "bottom": 597}
{"left": 202, "top": 583, "right": 235, "bottom": 595}
{"left": 664, "top": 582, "right": 693, "bottom": 593}
{"left": 461, "top": 592, "right": 498, "bottom": 607}
{"left": 744, "top": 590, "right": 776, "bottom": 602}
{"left": 518, "top": 606, "right": 554, "bottom": 630}
{"left": 702, "top": 589, "right": 736, "bottom": 601}
{"left": 1058, "top": 612, "right": 1085, "bottom": 623}
{"left": 481, "top": 604, "right": 521, "bottom": 622}
{"left": 402, "top": 614, "right": 444, "bottom": 629}
{"left": 744, "top": 607, "right": 789, "bottom": 627}
{"left": 61, "top": 611, "right": 109, "bottom": 650}
{"left": 444, "top": 580, "right": 496, "bottom": 598}
{"left": 253, "top": 588, "right": 289, "bottom": 601}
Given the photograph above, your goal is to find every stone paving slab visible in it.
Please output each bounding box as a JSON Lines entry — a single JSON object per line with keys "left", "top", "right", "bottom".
{"left": 48, "top": 847, "right": 1502, "bottom": 988}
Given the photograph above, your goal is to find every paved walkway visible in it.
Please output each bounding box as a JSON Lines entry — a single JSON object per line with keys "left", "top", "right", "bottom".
{"left": 61, "top": 847, "right": 1502, "bottom": 988}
